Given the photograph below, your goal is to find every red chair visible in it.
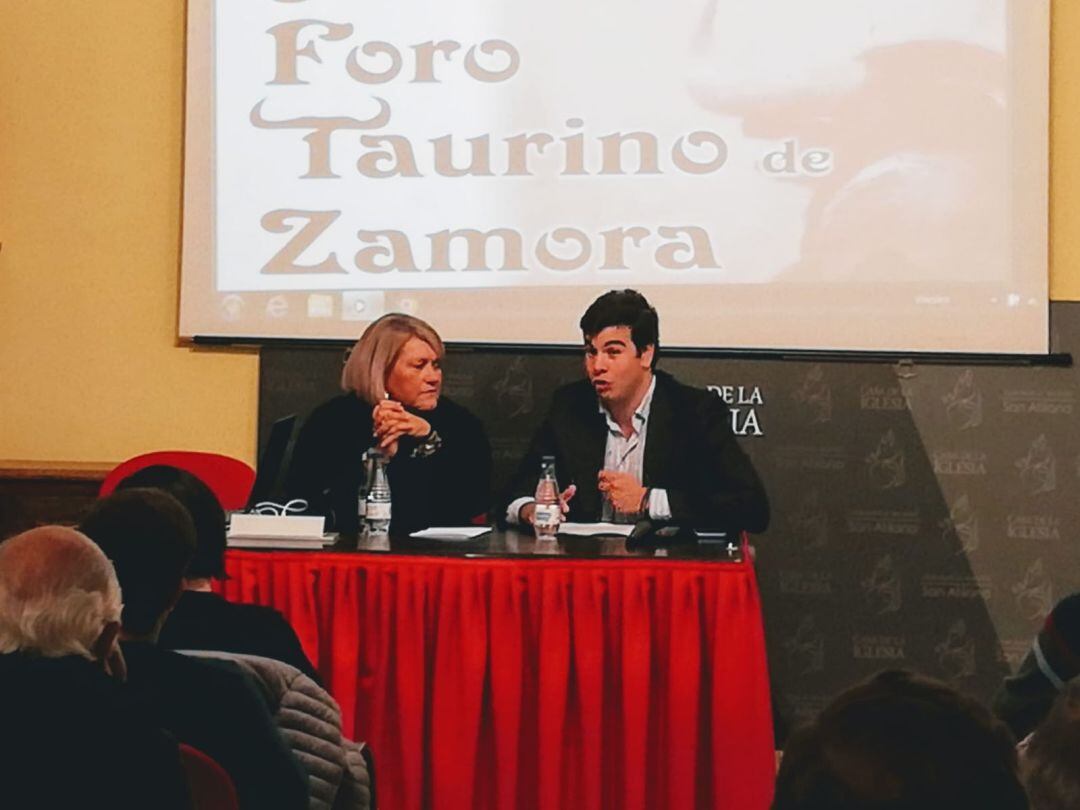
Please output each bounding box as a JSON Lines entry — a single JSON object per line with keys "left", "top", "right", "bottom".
{"left": 178, "top": 743, "right": 239, "bottom": 810}
{"left": 100, "top": 451, "right": 256, "bottom": 511}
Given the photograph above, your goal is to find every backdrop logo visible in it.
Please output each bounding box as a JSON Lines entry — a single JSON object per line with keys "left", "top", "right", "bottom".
{"left": 943, "top": 369, "right": 983, "bottom": 430}
{"left": 792, "top": 364, "right": 832, "bottom": 424}
{"left": 784, "top": 615, "right": 826, "bottom": 676}
{"left": 921, "top": 574, "right": 991, "bottom": 600}
{"left": 788, "top": 489, "right": 829, "bottom": 549}
{"left": 774, "top": 446, "right": 847, "bottom": 473}
{"left": 935, "top": 619, "right": 976, "bottom": 679}
{"left": 940, "top": 494, "right": 979, "bottom": 554}
{"left": 779, "top": 570, "right": 833, "bottom": 597}
{"left": 932, "top": 450, "right": 988, "bottom": 477}
{"left": 708, "top": 384, "right": 764, "bottom": 436}
{"left": 1012, "top": 559, "right": 1053, "bottom": 622}
{"left": 852, "top": 633, "right": 906, "bottom": 661}
{"left": 787, "top": 694, "right": 831, "bottom": 728}
{"left": 866, "top": 430, "right": 906, "bottom": 489}
{"left": 847, "top": 509, "right": 919, "bottom": 536}
{"left": 1002, "top": 389, "right": 1074, "bottom": 416}
{"left": 861, "top": 554, "right": 902, "bottom": 614}
{"left": 860, "top": 382, "right": 908, "bottom": 411}
{"left": 1015, "top": 435, "right": 1056, "bottom": 495}
{"left": 492, "top": 356, "right": 534, "bottom": 418}
{"left": 1005, "top": 514, "right": 1061, "bottom": 541}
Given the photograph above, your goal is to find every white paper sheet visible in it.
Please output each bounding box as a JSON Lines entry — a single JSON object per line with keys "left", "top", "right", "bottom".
{"left": 409, "top": 527, "right": 492, "bottom": 541}
{"left": 558, "top": 523, "right": 635, "bottom": 538}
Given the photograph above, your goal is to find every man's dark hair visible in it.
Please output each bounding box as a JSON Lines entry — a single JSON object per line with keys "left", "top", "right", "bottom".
{"left": 579, "top": 289, "right": 659, "bottom": 369}
{"left": 774, "top": 669, "right": 1027, "bottom": 810}
{"left": 79, "top": 489, "right": 196, "bottom": 637}
{"left": 116, "top": 465, "right": 227, "bottom": 579}
{"left": 1022, "top": 677, "right": 1080, "bottom": 810}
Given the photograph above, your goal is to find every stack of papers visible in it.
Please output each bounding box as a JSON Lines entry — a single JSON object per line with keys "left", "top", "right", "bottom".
{"left": 409, "top": 527, "right": 492, "bottom": 541}
{"left": 559, "top": 523, "right": 635, "bottom": 537}
{"left": 227, "top": 533, "right": 333, "bottom": 549}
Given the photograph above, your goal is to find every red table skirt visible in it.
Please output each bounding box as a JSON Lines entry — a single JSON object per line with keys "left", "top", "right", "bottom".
{"left": 221, "top": 550, "right": 775, "bottom": 810}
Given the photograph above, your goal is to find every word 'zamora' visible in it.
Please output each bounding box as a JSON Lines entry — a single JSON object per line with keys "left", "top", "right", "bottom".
{"left": 260, "top": 212, "right": 723, "bottom": 275}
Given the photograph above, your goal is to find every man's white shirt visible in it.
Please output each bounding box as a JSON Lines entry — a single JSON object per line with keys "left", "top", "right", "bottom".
{"left": 507, "top": 375, "right": 672, "bottom": 525}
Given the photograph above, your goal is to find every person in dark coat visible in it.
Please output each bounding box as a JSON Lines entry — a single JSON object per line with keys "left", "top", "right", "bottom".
{"left": 287, "top": 313, "right": 492, "bottom": 535}
{"left": 116, "top": 464, "right": 320, "bottom": 682}
{"left": 80, "top": 489, "right": 309, "bottom": 810}
{"left": 774, "top": 670, "right": 1027, "bottom": 810}
{"left": 993, "top": 592, "right": 1080, "bottom": 740}
{"left": 0, "top": 526, "right": 189, "bottom": 810}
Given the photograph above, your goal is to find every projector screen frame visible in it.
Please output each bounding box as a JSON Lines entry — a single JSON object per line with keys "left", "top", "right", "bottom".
{"left": 180, "top": 0, "right": 1052, "bottom": 356}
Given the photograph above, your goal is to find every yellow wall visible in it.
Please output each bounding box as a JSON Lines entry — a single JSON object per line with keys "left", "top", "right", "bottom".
{"left": 0, "top": 2, "right": 258, "bottom": 465}
{"left": 1050, "top": 0, "right": 1080, "bottom": 300}
{"left": 0, "top": 3, "right": 1077, "bottom": 466}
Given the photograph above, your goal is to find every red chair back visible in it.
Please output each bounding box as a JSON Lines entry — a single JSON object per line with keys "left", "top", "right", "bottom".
{"left": 100, "top": 451, "right": 256, "bottom": 511}
{"left": 178, "top": 743, "right": 239, "bottom": 810}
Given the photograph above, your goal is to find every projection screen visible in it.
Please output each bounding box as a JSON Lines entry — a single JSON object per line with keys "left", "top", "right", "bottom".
{"left": 180, "top": 0, "right": 1050, "bottom": 352}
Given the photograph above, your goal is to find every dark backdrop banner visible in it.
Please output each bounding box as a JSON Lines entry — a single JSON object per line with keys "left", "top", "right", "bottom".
{"left": 259, "top": 302, "right": 1080, "bottom": 732}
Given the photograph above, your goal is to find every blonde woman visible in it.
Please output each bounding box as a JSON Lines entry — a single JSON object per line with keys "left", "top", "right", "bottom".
{"left": 286, "top": 314, "right": 492, "bottom": 535}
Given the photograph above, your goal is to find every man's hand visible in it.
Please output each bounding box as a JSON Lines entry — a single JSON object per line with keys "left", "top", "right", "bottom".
{"left": 519, "top": 484, "right": 577, "bottom": 525}
{"left": 598, "top": 470, "right": 647, "bottom": 515}
{"left": 372, "top": 400, "right": 431, "bottom": 457}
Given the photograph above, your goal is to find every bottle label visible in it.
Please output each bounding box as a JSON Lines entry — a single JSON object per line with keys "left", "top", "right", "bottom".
{"left": 366, "top": 501, "right": 391, "bottom": 521}
{"left": 534, "top": 504, "right": 560, "bottom": 525}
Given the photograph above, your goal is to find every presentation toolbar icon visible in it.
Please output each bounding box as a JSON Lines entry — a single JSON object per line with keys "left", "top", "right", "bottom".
{"left": 265, "top": 296, "right": 289, "bottom": 318}
{"left": 307, "top": 294, "right": 334, "bottom": 319}
{"left": 341, "top": 291, "right": 386, "bottom": 321}
{"left": 220, "top": 294, "right": 243, "bottom": 321}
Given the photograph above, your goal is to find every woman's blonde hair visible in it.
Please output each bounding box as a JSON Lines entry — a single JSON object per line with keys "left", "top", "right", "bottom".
{"left": 342, "top": 313, "right": 445, "bottom": 404}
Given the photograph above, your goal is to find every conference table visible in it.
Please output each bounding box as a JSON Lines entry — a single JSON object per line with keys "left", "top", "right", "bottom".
{"left": 220, "top": 529, "right": 775, "bottom": 810}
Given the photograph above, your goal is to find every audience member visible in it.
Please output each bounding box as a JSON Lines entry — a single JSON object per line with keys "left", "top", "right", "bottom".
{"left": 773, "top": 669, "right": 1028, "bottom": 810}
{"left": 0, "top": 526, "right": 189, "bottom": 809}
{"left": 80, "top": 488, "right": 309, "bottom": 810}
{"left": 1020, "top": 677, "right": 1080, "bottom": 810}
{"left": 994, "top": 592, "right": 1080, "bottom": 739}
{"left": 116, "top": 464, "right": 320, "bottom": 681}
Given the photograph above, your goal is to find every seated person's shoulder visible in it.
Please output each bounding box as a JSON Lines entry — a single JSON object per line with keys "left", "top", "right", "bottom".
{"left": 1044, "top": 592, "right": 1080, "bottom": 649}
{"left": 1050, "top": 592, "right": 1080, "bottom": 623}
{"left": 0, "top": 653, "right": 129, "bottom": 713}
{"left": 125, "top": 641, "right": 255, "bottom": 695}
{"left": 228, "top": 599, "right": 298, "bottom": 637}
{"left": 657, "top": 372, "right": 724, "bottom": 415}
{"left": 0, "top": 654, "right": 188, "bottom": 809}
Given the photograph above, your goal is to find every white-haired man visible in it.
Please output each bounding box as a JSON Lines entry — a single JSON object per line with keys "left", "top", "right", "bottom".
{"left": 0, "top": 526, "right": 189, "bottom": 809}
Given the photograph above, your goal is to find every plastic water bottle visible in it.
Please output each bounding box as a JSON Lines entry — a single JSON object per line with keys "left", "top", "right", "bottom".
{"left": 356, "top": 450, "right": 371, "bottom": 524}
{"left": 533, "top": 455, "right": 561, "bottom": 542}
{"left": 365, "top": 450, "right": 392, "bottom": 535}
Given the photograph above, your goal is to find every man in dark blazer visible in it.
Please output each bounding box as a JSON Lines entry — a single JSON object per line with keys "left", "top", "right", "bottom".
{"left": 80, "top": 488, "right": 310, "bottom": 810}
{"left": 507, "top": 289, "right": 769, "bottom": 532}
